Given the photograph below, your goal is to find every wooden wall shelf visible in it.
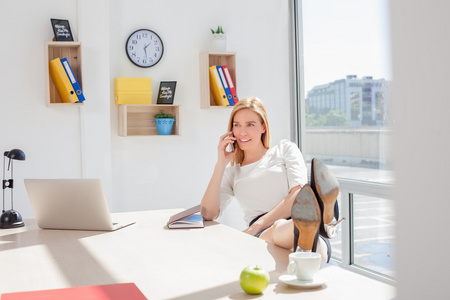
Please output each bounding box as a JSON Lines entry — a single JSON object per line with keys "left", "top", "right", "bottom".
{"left": 118, "top": 105, "right": 181, "bottom": 136}
{"left": 199, "top": 52, "right": 236, "bottom": 109}
{"left": 45, "top": 42, "right": 83, "bottom": 106}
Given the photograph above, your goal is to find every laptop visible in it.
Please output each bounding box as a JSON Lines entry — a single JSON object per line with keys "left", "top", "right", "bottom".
{"left": 24, "top": 179, "right": 135, "bottom": 231}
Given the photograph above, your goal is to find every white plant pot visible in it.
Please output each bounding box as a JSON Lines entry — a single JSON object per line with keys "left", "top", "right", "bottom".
{"left": 211, "top": 33, "right": 226, "bottom": 52}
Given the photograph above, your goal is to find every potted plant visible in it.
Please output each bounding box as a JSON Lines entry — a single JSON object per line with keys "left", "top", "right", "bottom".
{"left": 154, "top": 111, "right": 175, "bottom": 135}
{"left": 210, "top": 25, "right": 225, "bottom": 35}
{"left": 210, "top": 26, "right": 226, "bottom": 51}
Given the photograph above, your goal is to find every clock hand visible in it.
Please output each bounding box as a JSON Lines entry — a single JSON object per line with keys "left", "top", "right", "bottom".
{"left": 143, "top": 43, "right": 150, "bottom": 57}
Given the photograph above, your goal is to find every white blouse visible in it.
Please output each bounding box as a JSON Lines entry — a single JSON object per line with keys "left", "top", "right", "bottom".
{"left": 220, "top": 139, "right": 308, "bottom": 225}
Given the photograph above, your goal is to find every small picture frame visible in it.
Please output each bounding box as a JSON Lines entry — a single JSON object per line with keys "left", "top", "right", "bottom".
{"left": 157, "top": 81, "right": 177, "bottom": 104}
{"left": 50, "top": 18, "right": 74, "bottom": 41}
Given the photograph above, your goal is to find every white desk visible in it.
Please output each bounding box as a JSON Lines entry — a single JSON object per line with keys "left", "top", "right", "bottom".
{"left": 0, "top": 209, "right": 395, "bottom": 299}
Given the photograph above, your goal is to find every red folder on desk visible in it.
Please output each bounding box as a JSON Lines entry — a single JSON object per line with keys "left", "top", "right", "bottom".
{"left": 1, "top": 283, "right": 147, "bottom": 300}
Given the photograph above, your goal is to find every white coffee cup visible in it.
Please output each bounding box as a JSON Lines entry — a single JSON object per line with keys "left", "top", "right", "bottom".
{"left": 287, "top": 252, "right": 321, "bottom": 281}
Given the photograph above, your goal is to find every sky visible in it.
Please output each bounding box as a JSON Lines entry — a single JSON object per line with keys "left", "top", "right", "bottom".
{"left": 302, "top": 0, "right": 392, "bottom": 93}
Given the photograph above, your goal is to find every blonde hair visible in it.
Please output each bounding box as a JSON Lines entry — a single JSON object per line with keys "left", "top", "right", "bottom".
{"left": 228, "top": 97, "right": 271, "bottom": 166}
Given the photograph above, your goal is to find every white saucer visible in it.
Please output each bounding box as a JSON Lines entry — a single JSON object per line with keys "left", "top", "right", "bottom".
{"left": 279, "top": 274, "right": 329, "bottom": 289}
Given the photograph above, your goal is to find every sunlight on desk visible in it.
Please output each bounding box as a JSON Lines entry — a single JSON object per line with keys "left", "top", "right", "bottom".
{"left": 0, "top": 209, "right": 395, "bottom": 299}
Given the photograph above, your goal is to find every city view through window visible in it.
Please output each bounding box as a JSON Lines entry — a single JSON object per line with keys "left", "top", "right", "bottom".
{"left": 300, "top": 0, "right": 395, "bottom": 278}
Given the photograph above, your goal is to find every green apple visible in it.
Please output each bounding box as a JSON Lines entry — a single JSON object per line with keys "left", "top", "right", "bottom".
{"left": 239, "top": 265, "right": 270, "bottom": 295}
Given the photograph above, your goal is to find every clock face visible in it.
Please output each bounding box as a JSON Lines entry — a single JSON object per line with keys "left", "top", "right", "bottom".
{"left": 126, "top": 29, "right": 164, "bottom": 68}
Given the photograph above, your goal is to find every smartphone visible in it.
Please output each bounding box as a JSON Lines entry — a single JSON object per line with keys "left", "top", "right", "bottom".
{"left": 229, "top": 133, "right": 235, "bottom": 152}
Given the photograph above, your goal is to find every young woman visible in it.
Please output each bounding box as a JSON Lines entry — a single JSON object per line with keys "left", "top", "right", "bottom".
{"left": 200, "top": 97, "right": 339, "bottom": 261}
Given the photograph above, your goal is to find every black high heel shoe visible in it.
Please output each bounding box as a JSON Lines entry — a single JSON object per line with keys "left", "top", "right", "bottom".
{"left": 291, "top": 184, "right": 321, "bottom": 252}
{"left": 310, "top": 158, "right": 343, "bottom": 239}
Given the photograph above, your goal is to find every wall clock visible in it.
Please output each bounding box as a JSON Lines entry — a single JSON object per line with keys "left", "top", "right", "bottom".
{"left": 125, "top": 29, "right": 164, "bottom": 68}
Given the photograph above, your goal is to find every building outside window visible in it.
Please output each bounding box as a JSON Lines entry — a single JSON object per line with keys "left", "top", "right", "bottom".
{"left": 306, "top": 75, "right": 391, "bottom": 127}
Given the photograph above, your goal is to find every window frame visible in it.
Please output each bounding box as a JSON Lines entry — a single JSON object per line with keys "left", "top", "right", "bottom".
{"left": 291, "top": 0, "right": 395, "bottom": 285}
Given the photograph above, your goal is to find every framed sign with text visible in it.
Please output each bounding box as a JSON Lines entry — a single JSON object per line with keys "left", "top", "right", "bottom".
{"left": 157, "top": 81, "right": 177, "bottom": 104}
{"left": 50, "top": 19, "right": 74, "bottom": 41}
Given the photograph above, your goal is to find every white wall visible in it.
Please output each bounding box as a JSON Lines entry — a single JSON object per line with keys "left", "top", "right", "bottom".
{"left": 391, "top": 0, "right": 450, "bottom": 299}
{"left": 0, "top": 0, "right": 82, "bottom": 216}
{"left": 0, "top": 0, "right": 292, "bottom": 230}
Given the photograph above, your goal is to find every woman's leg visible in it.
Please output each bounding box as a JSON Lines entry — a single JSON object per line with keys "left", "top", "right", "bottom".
{"left": 259, "top": 219, "right": 329, "bottom": 262}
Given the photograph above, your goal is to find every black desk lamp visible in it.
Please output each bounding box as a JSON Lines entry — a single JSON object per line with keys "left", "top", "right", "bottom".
{"left": 1, "top": 149, "right": 26, "bottom": 229}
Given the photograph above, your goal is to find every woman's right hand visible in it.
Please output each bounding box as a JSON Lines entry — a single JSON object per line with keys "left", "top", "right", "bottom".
{"left": 217, "top": 132, "right": 236, "bottom": 166}
{"left": 201, "top": 132, "right": 235, "bottom": 221}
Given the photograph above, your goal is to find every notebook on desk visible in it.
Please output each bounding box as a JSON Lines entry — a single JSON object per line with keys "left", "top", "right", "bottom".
{"left": 24, "top": 179, "right": 135, "bottom": 231}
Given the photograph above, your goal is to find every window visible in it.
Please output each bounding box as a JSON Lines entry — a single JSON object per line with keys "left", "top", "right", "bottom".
{"left": 351, "top": 92, "right": 360, "bottom": 121}
{"left": 352, "top": 194, "right": 395, "bottom": 277}
{"left": 294, "top": 0, "right": 394, "bottom": 282}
